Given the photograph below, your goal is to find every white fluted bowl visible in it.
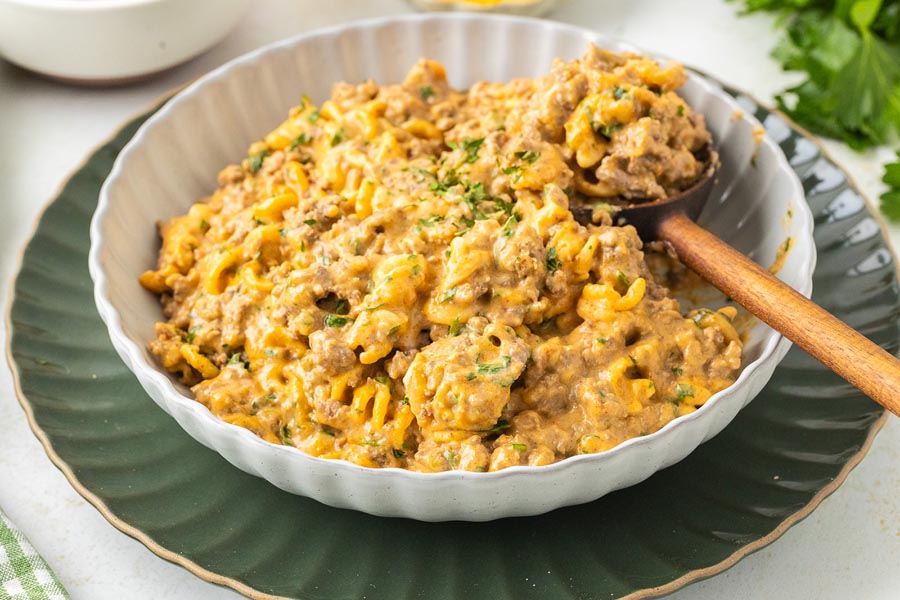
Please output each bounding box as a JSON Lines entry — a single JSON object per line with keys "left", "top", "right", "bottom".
{"left": 89, "top": 14, "right": 815, "bottom": 522}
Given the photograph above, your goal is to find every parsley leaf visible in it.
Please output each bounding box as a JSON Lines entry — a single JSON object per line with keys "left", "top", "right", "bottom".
{"left": 420, "top": 85, "right": 435, "bottom": 100}
{"left": 450, "top": 137, "right": 485, "bottom": 163}
{"left": 545, "top": 247, "right": 561, "bottom": 274}
{"left": 248, "top": 150, "right": 271, "bottom": 173}
{"left": 324, "top": 314, "right": 351, "bottom": 327}
{"left": 735, "top": 0, "right": 900, "bottom": 222}
{"left": 881, "top": 151, "right": 900, "bottom": 220}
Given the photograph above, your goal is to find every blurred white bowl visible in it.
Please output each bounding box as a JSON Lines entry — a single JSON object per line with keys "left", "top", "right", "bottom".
{"left": 0, "top": 0, "right": 250, "bottom": 83}
{"left": 89, "top": 14, "right": 815, "bottom": 521}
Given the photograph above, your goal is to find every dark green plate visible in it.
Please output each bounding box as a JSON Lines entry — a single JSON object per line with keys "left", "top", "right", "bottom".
{"left": 8, "top": 85, "right": 897, "bottom": 600}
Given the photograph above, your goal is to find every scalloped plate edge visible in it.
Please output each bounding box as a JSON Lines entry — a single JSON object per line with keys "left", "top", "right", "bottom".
{"left": 3, "top": 85, "right": 892, "bottom": 600}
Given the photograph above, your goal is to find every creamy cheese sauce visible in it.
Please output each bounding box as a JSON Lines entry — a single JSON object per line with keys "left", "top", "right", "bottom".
{"left": 140, "top": 45, "right": 742, "bottom": 471}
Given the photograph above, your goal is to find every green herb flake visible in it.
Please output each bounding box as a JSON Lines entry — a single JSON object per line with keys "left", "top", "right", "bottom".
{"left": 304, "top": 218, "right": 317, "bottom": 226}
{"left": 882, "top": 151, "right": 900, "bottom": 221}
{"left": 330, "top": 127, "right": 346, "bottom": 147}
{"left": 444, "top": 451, "right": 460, "bottom": 468}
{"left": 456, "top": 137, "right": 485, "bottom": 163}
{"left": 597, "top": 337, "right": 607, "bottom": 345}
{"left": 418, "top": 214, "right": 445, "bottom": 227}
{"left": 392, "top": 448, "right": 407, "bottom": 458}
{"left": 374, "top": 375, "right": 390, "bottom": 386}
{"left": 613, "top": 85, "right": 628, "bottom": 100}
{"left": 440, "top": 286, "right": 458, "bottom": 304}
{"left": 420, "top": 85, "right": 435, "bottom": 100}
{"left": 186, "top": 325, "right": 201, "bottom": 344}
{"left": 512, "top": 443, "right": 527, "bottom": 451}
{"left": 672, "top": 366, "right": 684, "bottom": 376}
{"left": 467, "top": 372, "right": 477, "bottom": 381}
{"left": 677, "top": 104, "right": 685, "bottom": 116}
{"left": 307, "top": 110, "right": 320, "bottom": 124}
{"left": 545, "top": 247, "right": 561, "bottom": 274}
{"left": 324, "top": 314, "right": 351, "bottom": 328}
{"left": 199, "top": 219, "right": 210, "bottom": 232}
{"left": 484, "top": 419, "right": 511, "bottom": 434}
{"left": 675, "top": 383, "right": 695, "bottom": 400}
{"left": 248, "top": 150, "right": 271, "bottom": 173}
{"left": 290, "top": 132, "right": 311, "bottom": 149}
{"left": 449, "top": 317, "right": 463, "bottom": 336}
{"left": 476, "top": 355, "right": 511, "bottom": 375}
{"left": 617, "top": 270, "right": 631, "bottom": 288}
{"left": 279, "top": 425, "right": 294, "bottom": 446}
{"left": 514, "top": 149, "right": 540, "bottom": 164}
{"left": 388, "top": 324, "right": 401, "bottom": 335}
{"left": 501, "top": 212, "right": 520, "bottom": 238}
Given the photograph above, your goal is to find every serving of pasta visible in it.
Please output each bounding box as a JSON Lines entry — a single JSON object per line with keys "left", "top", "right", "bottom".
{"left": 140, "top": 44, "right": 742, "bottom": 473}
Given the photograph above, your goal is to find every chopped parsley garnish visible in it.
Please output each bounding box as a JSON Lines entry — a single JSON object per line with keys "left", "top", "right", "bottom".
{"left": 677, "top": 104, "right": 685, "bottom": 117}
{"left": 545, "top": 247, "right": 561, "bottom": 274}
{"left": 334, "top": 299, "right": 349, "bottom": 315}
{"left": 248, "top": 149, "right": 271, "bottom": 173}
{"left": 501, "top": 165, "right": 522, "bottom": 176}
{"left": 613, "top": 85, "right": 628, "bottom": 100}
{"left": 449, "top": 317, "right": 463, "bottom": 336}
{"left": 883, "top": 151, "right": 900, "bottom": 220}
{"left": 675, "top": 383, "right": 695, "bottom": 400}
{"left": 185, "top": 325, "right": 201, "bottom": 344}
{"left": 411, "top": 166, "right": 435, "bottom": 179}
{"left": 440, "top": 286, "right": 458, "bottom": 304}
{"left": 304, "top": 218, "right": 317, "bottom": 227}
{"left": 374, "top": 375, "right": 390, "bottom": 386}
{"left": 290, "top": 132, "right": 311, "bottom": 149}
{"left": 485, "top": 419, "right": 511, "bottom": 434}
{"left": 199, "top": 219, "right": 210, "bottom": 232}
{"left": 319, "top": 425, "right": 337, "bottom": 436}
{"left": 444, "top": 451, "right": 460, "bottom": 468}
{"left": 227, "top": 352, "right": 250, "bottom": 370}
{"left": 467, "top": 372, "right": 477, "bottom": 381}
{"left": 512, "top": 443, "right": 527, "bottom": 451}
{"left": 392, "top": 448, "right": 407, "bottom": 458}
{"left": 324, "top": 314, "right": 351, "bottom": 327}
{"left": 420, "top": 85, "right": 435, "bottom": 100}
{"left": 330, "top": 127, "right": 346, "bottom": 146}
{"left": 264, "top": 348, "right": 278, "bottom": 358}
{"left": 598, "top": 122, "right": 621, "bottom": 138}
{"left": 501, "top": 212, "right": 520, "bottom": 238}
{"left": 597, "top": 337, "right": 607, "bottom": 345}
{"left": 418, "top": 214, "right": 445, "bottom": 227}
{"left": 388, "top": 324, "right": 401, "bottom": 335}
{"left": 476, "top": 354, "right": 511, "bottom": 375}
{"left": 449, "top": 137, "right": 485, "bottom": 164}
{"left": 672, "top": 366, "right": 684, "bottom": 376}
{"left": 279, "top": 425, "right": 293, "bottom": 446}
{"left": 513, "top": 149, "right": 540, "bottom": 164}
{"left": 307, "top": 110, "right": 320, "bottom": 124}
{"left": 617, "top": 270, "right": 631, "bottom": 288}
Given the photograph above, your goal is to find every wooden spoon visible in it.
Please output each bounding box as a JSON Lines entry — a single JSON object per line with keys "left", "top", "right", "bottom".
{"left": 570, "top": 159, "right": 900, "bottom": 418}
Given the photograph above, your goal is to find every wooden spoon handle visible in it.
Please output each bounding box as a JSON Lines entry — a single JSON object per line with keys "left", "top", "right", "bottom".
{"left": 658, "top": 212, "right": 900, "bottom": 418}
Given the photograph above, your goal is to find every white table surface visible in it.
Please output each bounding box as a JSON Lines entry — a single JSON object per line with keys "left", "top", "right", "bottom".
{"left": 2, "top": 1, "right": 899, "bottom": 598}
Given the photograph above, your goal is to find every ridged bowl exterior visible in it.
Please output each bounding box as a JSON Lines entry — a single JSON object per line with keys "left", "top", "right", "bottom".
{"left": 88, "top": 14, "right": 815, "bottom": 521}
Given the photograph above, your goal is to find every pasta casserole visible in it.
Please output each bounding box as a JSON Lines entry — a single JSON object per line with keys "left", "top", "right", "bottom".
{"left": 140, "top": 45, "right": 742, "bottom": 472}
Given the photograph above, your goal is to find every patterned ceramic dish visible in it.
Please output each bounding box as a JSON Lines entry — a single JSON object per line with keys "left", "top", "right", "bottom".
{"left": 88, "top": 14, "right": 815, "bottom": 521}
